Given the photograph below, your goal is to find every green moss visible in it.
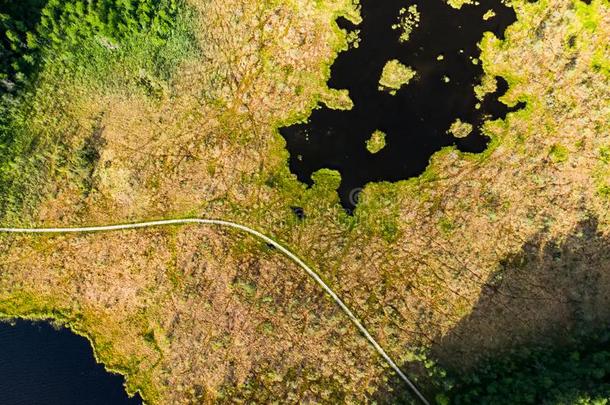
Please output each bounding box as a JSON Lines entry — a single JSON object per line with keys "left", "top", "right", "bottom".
{"left": 320, "top": 88, "right": 354, "bottom": 110}
{"left": 600, "top": 146, "right": 610, "bottom": 164}
{"left": 354, "top": 183, "right": 401, "bottom": 242}
{"left": 447, "top": 119, "right": 474, "bottom": 138}
{"left": 438, "top": 216, "right": 456, "bottom": 234}
{"left": 482, "top": 9, "right": 496, "bottom": 21}
{"left": 446, "top": 0, "right": 474, "bottom": 9}
{"left": 366, "top": 130, "right": 387, "bottom": 153}
{"left": 592, "top": 48, "right": 610, "bottom": 78}
{"left": 311, "top": 168, "right": 342, "bottom": 191}
{"left": 598, "top": 185, "right": 610, "bottom": 199}
{"left": 234, "top": 280, "right": 257, "bottom": 298}
{"left": 0, "top": 290, "right": 65, "bottom": 318}
{"left": 550, "top": 144, "right": 569, "bottom": 163}
{"left": 575, "top": 0, "right": 600, "bottom": 31}
{"left": 378, "top": 59, "right": 416, "bottom": 94}
{"left": 392, "top": 5, "right": 420, "bottom": 43}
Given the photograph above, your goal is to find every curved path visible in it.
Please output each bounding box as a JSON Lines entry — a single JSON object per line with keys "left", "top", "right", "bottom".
{"left": 0, "top": 218, "right": 429, "bottom": 405}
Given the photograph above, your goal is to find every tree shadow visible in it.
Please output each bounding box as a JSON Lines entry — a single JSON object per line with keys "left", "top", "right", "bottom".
{"left": 433, "top": 217, "right": 610, "bottom": 370}
{"left": 373, "top": 217, "right": 610, "bottom": 403}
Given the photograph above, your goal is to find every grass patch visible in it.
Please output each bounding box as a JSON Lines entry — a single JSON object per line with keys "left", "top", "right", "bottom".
{"left": 0, "top": 0, "right": 198, "bottom": 222}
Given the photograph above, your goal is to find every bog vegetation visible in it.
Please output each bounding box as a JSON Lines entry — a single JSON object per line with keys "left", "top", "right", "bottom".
{"left": 447, "top": 331, "right": 610, "bottom": 404}
{"left": 0, "top": 0, "right": 185, "bottom": 89}
{"left": 386, "top": 330, "right": 610, "bottom": 404}
{"left": 0, "top": 0, "right": 608, "bottom": 403}
{"left": 0, "top": 0, "right": 196, "bottom": 221}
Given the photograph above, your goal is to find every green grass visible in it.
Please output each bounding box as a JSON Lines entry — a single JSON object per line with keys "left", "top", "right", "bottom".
{"left": 0, "top": 0, "right": 199, "bottom": 222}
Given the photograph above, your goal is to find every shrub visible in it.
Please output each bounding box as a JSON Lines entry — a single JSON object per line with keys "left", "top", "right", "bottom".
{"left": 444, "top": 331, "right": 610, "bottom": 404}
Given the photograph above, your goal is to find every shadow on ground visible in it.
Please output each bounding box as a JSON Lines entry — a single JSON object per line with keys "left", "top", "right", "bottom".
{"left": 374, "top": 217, "right": 610, "bottom": 404}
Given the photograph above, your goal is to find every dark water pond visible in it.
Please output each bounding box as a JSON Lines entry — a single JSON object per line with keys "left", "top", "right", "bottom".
{"left": 0, "top": 320, "right": 142, "bottom": 405}
{"left": 280, "top": 0, "right": 525, "bottom": 210}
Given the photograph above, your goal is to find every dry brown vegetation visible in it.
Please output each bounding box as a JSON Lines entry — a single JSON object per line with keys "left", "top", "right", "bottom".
{"left": 0, "top": 226, "right": 386, "bottom": 402}
{"left": 0, "top": 0, "right": 609, "bottom": 403}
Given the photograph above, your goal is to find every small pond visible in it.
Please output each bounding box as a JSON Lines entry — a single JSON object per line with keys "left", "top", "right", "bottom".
{"left": 280, "top": 0, "right": 525, "bottom": 210}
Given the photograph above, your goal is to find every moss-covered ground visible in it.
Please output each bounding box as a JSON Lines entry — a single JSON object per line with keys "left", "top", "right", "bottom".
{"left": 0, "top": 0, "right": 609, "bottom": 403}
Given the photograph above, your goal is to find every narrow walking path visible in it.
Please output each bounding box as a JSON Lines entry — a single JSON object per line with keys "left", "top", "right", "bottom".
{"left": 0, "top": 218, "right": 429, "bottom": 404}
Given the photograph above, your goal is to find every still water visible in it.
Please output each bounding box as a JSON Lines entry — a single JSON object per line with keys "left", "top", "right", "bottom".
{"left": 280, "top": 0, "right": 525, "bottom": 210}
{"left": 0, "top": 320, "right": 142, "bottom": 405}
